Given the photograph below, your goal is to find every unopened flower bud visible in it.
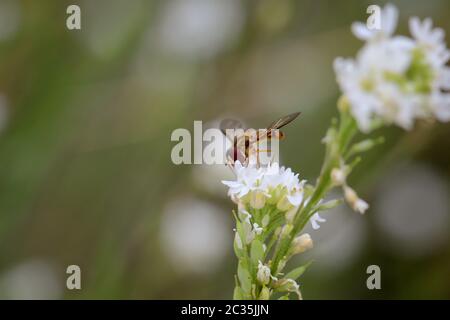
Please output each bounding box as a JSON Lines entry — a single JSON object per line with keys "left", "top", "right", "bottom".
{"left": 239, "top": 193, "right": 251, "bottom": 205}
{"left": 246, "top": 231, "right": 255, "bottom": 244}
{"left": 276, "top": 258, "right": 287, "bottom": 274}
{"left": 351, "top": 138, "right": 384, "bottom": 154}
{"left": 274, "top": 226, "right": 282, "bottom": 237}
{"left": 262, "top": 214, "right": 270, "bottom": 227}
{"left": 338, "top": 95, "right": 350, "bottom": 113}
{"left": 331, "top": 168, "right": 346, "bottom": 186}
{"left": 238, "top": 209, "right": 251, "bottom": 224}
{"left": 344, "top": 185, "right": 357, "bottom": 202}
{"left": 344, "top": 185, "right": 369, "bottom": 214}
{"left": 273, "top": 279, "right": 302, "bottom": 300}
{"left": 285, "top": 207, "right": 298, "bottom": 223}
{"left": 234, "top": 232, "right": 243, "bottom": 250}
{"left": 292, "top": 233, "right": 313, "bottom": 254}
{"left": 267, "top": 186, "right": 283, "bottom": 205}
{"left": 257, "top": 261, "right": 271, "bottom": 285}
{"left": 273, "top": 278, "right": 296, "bottom": 291}
{"left": 281, "top": 224, "right": 293, "bottom": 238}
{"left": 243, "top": 221, "right": 255, "bottom": 244}
{"left": 277, "top": 195, "right": 293, "bottom": 211}
{"left": 250, "top": 191, "right": 266, "bottom": 209}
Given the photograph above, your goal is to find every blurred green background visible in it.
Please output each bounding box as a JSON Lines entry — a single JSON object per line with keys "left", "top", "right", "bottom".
{"left": 0, "top": 0, "right": 449, "bottom": 299}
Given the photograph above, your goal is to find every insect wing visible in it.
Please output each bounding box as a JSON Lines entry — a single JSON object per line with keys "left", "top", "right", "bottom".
{"left": 267, "top": 112, "right": 301, "bottom": 130}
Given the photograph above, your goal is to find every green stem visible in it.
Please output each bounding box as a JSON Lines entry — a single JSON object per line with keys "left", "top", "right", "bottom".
{"left": 270, "top": 109, "right": 357, "bottom": 276}
{"left": 235, "top": 103, "right": 360, "bottom": 300}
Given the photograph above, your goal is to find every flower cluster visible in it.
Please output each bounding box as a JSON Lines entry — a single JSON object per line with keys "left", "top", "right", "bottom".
{"left": 222, "top": 161, "right": 306, "bottom": 212}
{"left": 223, "top": 4, "right": 449, "bottom": 300}
{"left": 334, "top": 4, "right": 450, "bottom": 132}
{"left": 222, "top": 162, "right": 316, "bottom": 300}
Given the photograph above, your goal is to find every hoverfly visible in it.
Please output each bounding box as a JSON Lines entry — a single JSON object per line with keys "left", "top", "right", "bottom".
{"left": 220, "top": 112, "right": 301, "bottom": 168}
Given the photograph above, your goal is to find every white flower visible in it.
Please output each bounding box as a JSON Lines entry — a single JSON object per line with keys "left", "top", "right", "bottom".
{"left": 334, "top": 57, "right": 380, "bottom": 132}
{"left": 334, "top": 4, "right": 450, "bottom": 132}
{"left": 253, "top": 223, "right": 263, "bottom": 235}
{"left": 409, "top": 17, "right": 450, "bottom": 68}
{"left": 351, "top": 4, "right": 398, "bottom": 42}
{"left": 375, "top": 82, "right": 422, "bottom": 130}
{"left": 437, "top": 67, "right": 450, "bottom": 91}
{"left": 222, "top": 162, "right": 306, "bottom": 210}
{"left": 354, "top": 198, "right": 369, "bottom": 214}
{"left": 430, "top": 91, "right": 450, "bottom": 122}
{"left": 287, "top": 188, "right": 305, "bottom": 206}
{"left": 334, "top": 40, "right": 416, "bottom": 131}
{"left": 257, "top": 261, "right": 272, "bottom": 285}
{"left": 222, "top": 161, "right": 263, "bottom": 198}
{"left": 310, "top": 212, "right": 326, "bottom": 230}
{"left": 262, "top": 163, "right": 299, "bottom": 190}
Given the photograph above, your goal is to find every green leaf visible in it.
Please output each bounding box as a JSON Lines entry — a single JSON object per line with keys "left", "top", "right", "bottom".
{"left": 235, "top": 217, "right": 247, "bottom": 248}
{"left": 284, "top": 261, "right": 313, "bottom": 281}
{"left": 313, "top": 199, "right": 343, "bottom": 213}
{"left": 237, "top": 261, "right": 252, "bottom": 294}
{"left": 250, "top": 239, "right": 264, "bottom": 265}
{"left": 278, "top": 294, "right": 289, "bottom": 300}
{"left": 233, "top": 234, "right": 244, "bottom": 259}
{"left": 233, "top": 217, "right": 249, "bottom": 260}
{"left": 258, "top": 286, "right": 270, "bottom": 300}
{"left": 347, "top": 136, "right": 384, "bottom": 158}
{"left": 233, "top": 285, "right": 244, "bottom": 300}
